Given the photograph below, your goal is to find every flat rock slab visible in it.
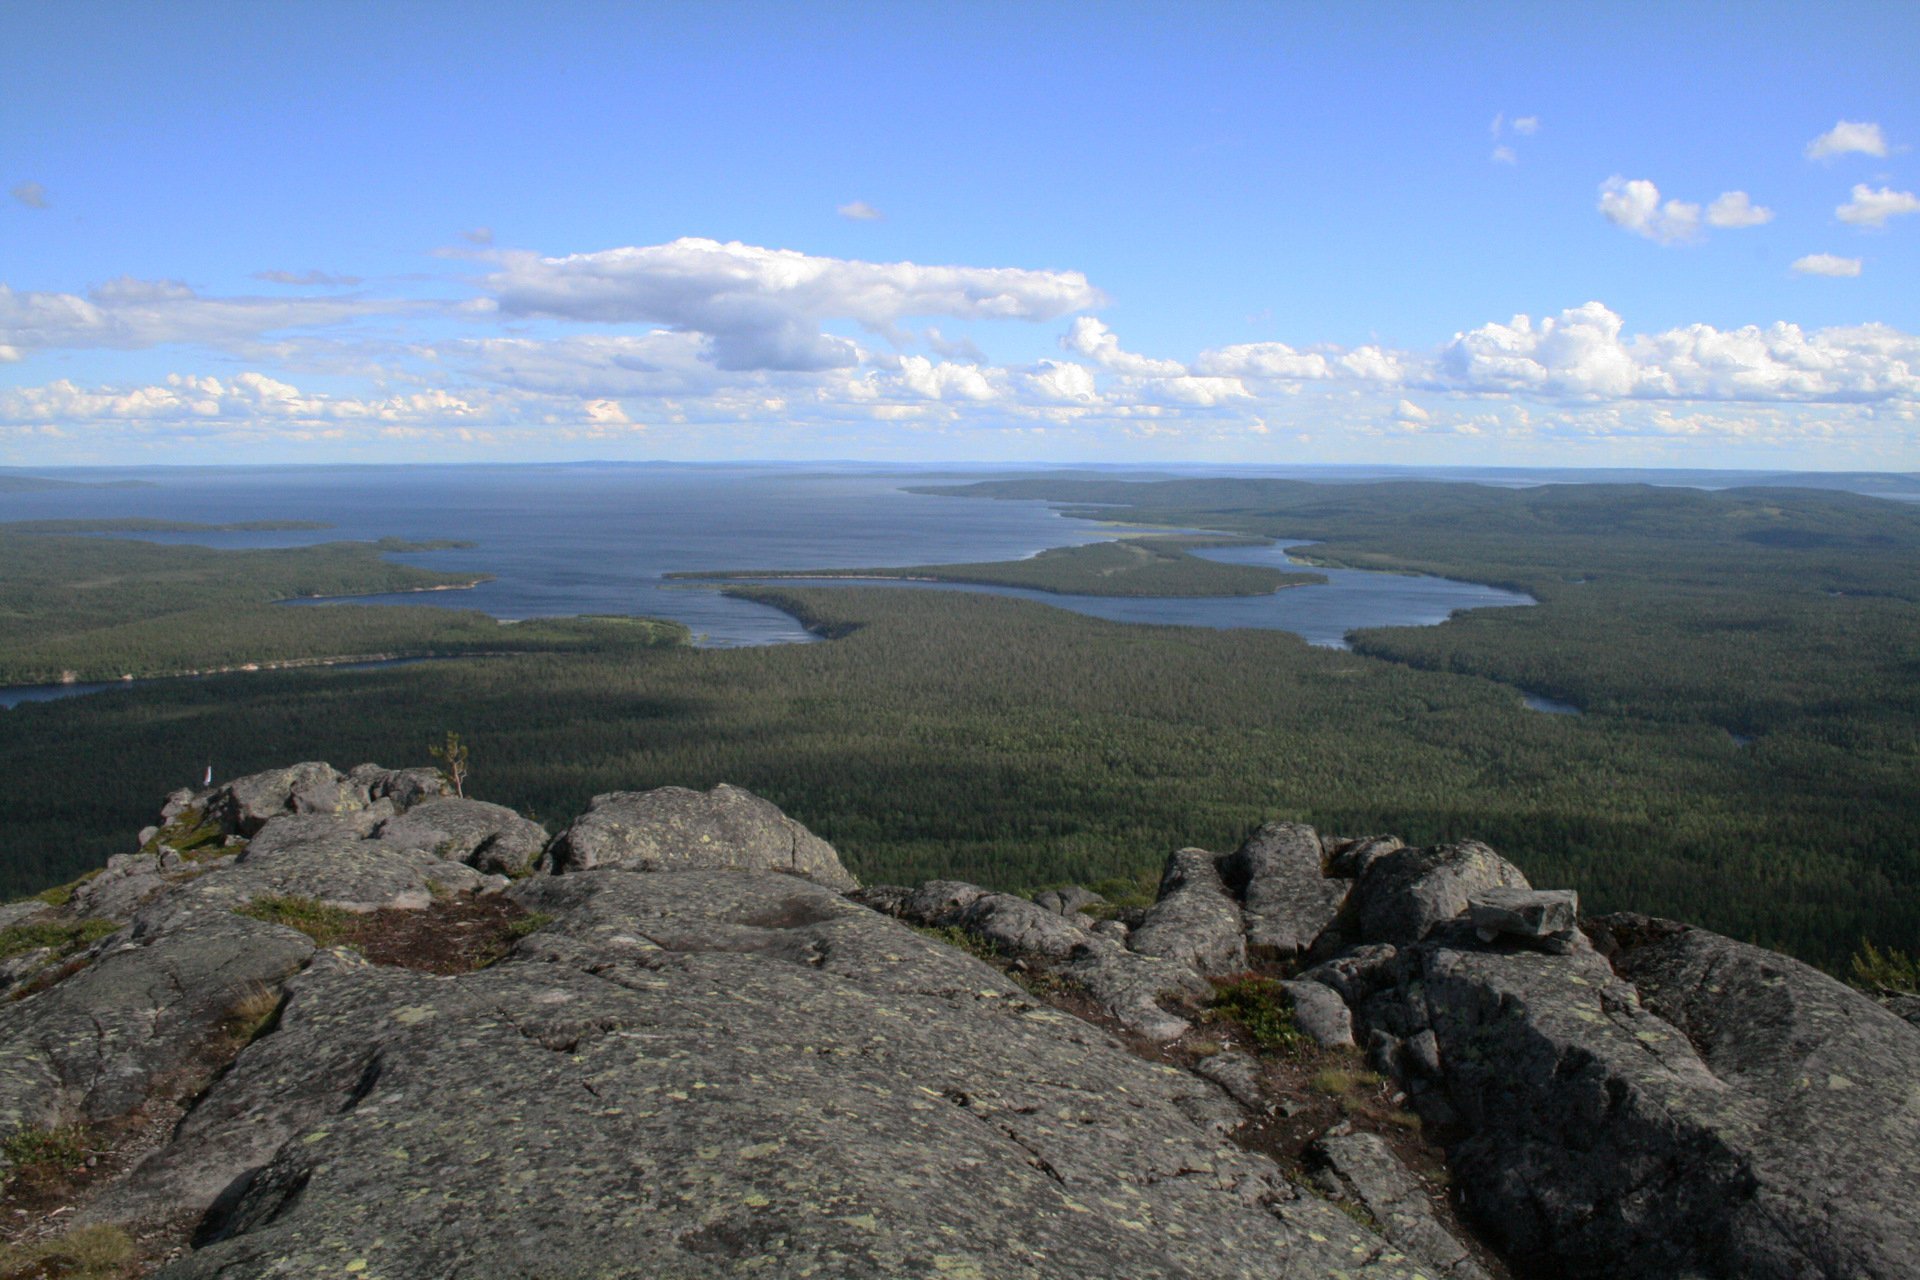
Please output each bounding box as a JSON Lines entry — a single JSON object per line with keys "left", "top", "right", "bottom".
{"left": 1469, "top": 887, "right": 1579, "bottom": 951}
{"left": 143, "top": 869, "right": 1421, "bottom": 1280}
{"left": 1311, "top": 1131, "right": 1491, "bottom": 1280}
{"left": 0, "top": 908, "right": 312, "bottom": 1135}
{"left": 547, "top": 784, "right": 857, "bottom": 890}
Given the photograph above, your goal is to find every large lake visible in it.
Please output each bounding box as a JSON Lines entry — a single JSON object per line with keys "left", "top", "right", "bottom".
{"left": 0, "top": 465, "right": 1532, "bottom": 705}
{"left": 1, "top": 464, "right": 1531, "bottom": 643}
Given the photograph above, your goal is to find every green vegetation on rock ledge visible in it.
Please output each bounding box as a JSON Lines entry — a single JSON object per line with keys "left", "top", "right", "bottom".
{"left": 671, "top": 533, "right": 1322, "bottom": 597}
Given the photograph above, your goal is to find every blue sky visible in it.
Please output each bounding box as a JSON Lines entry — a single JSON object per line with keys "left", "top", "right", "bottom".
{"left": 2, "top": 1, "right": 1916, "bottom": 467}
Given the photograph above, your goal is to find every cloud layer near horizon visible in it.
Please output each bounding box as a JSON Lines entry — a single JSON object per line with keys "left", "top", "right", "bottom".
{"left": 2, "top": 238, "right": 1917, "bottom": 461}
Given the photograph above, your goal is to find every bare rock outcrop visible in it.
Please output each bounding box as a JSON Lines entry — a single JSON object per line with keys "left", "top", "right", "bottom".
{"left": 545, "top": 783, "right": 857, "bottom": 890}
{"left": 1222, "top": 821, "right": 1347, "bottom": 960}
{"left": 1128, "top": 847, "right": 1246, "bottom": 975}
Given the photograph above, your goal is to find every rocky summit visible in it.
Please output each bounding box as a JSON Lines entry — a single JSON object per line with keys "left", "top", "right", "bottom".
{"left": 0, "top": 768, "right": 1915, "bottom": 1279}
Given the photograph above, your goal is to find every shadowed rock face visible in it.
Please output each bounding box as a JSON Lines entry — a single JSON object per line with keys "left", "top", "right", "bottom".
{"left": 1334, "top": 851, "right": 1920, "bottom": 1280}
{"left": 546, "top": 783, "right": 858, "bottom": 890}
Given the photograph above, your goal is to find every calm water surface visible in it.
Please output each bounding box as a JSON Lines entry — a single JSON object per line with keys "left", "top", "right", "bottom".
{"left": 1, "top": 465, "right": 1536, "bottom": 705}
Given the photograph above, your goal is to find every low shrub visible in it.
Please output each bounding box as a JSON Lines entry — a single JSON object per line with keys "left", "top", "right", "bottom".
{"left": 1209, "top": 976, "right": 1307, "bottom": 1053}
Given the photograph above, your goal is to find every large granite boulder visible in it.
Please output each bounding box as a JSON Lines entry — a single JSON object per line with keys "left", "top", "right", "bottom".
{"left": 546, "top": 784, "right": 857, "bottom": 890}
{"left": 1128, "top": 847, "right": 1246, "bottom": 976}
{"left": 1221, "top": 821, "right": 1348, "bottom": 960}
{"left": 377, "top": 796, "right": 551, "bottom": 876}
{"left": 1344, "top": 840, "right": 1532, "bottom": 947}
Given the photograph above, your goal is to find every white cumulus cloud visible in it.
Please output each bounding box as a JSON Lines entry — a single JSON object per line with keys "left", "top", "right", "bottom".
{"left": 10, "top": 181, "right": 49, "bottom": 209}
{"left": 0, "top": 280, "right": 413, "bottom": 357}
{"left": 1836, "top": 184, "right": 1920, "bottom": 228}
{"left": 1193, "top": 342, "right": 1334, "bottom": 380}
{"left": 1512, "top": 116, "right": 1540, "bottom": 135}
{"left": 1491, "top": 146, "right": 1517, "bottom": 166}
{"left": 483, "top": 238, "right": 1105, "bottom": 372}
{"left": 1061, "top": 317, "right": 1185, "bottom": 377}
{"left": 1598, "top": 177, "right": 1701, "bottom": 244}
{"left": 1791, "top": 254, "right": 1863, "bottom": 277}
{"left": 836, "top": 200, "right": 883, "bottom": 221}
{"left": 1805, "top": 120, "right": 1888, "bottom": 160}
{"left": 1437, "top": 302, "right": 1920, "bottom": 402}
{"left": 1705, "top": 191, "right": 1774, "bottom": 228}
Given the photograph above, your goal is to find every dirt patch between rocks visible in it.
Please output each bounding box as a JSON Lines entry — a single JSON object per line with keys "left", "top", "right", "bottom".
{"left": 343, "top": 893, "right": 544, "bottom": 974}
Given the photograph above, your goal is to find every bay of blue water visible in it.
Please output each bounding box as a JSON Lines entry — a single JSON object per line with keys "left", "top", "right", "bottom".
{"left": 0, "top": 464, "right": 1535, "bottom": 707}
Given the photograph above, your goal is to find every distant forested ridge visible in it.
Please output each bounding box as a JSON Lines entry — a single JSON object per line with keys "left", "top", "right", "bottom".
{"left": 0, "top": 474, "right": 154, "bottom": 491}
{"left": 1, "top": 517, "right": 334, "bottom": 533}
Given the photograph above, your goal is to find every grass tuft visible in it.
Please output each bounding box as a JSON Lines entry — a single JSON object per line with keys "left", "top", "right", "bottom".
{"left": 0, "top": 1224, "right": 137, "bottom": 1279}
{"left": 0, "top": 918, "right": 118, "bottom": 964}
{"left": 218, "top": 982, "right": 283, "bottom": 1048}
{"left": 236, "top": 895, "right": 358, "bottom": 947}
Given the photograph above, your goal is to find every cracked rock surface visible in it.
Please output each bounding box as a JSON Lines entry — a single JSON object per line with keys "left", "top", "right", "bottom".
{"left": 10, "top": 764, "right": 1424, "bottom": 1279}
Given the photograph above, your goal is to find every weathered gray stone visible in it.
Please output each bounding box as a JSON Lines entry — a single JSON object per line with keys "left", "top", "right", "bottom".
{"left": 870, "top": 879, "right": 1208, "bottom": 1041}
{"left": 1325, "top": 834, "right": 1405, "bottom": 879}
{"left": 1192, "top": 1049, "right": 1270, "bottom": 1113}
{"left": 0, "top": 900, "right": 50, "bottom": 930}
{"left": 1280, "top": 978, "right": 1355, "bottom": 1049}
{"left": 200, "top": 762, "right": 352, "bottom": 836}
{"left": 1885, "top": 994, "right": 1920, "bottom": 1026}
{"left": 1346, "top": 841, "right": 1532, "bottom": 947}
{"left": 546, "top": 783, "right": 857, "bottom": 890}
{"left": 1033, "top": 885, "right": 1104, "bottom": 917}
{"left": 1310, "top": 1130, "right": 1491, "bottom": 1280}
{"left": 377, "top": 795, "right": 551, "bottom": 876}
{"left": 1469, "top": 886, "right": 1580, "bottom": 951}
{"left": 1299, "top": 942, "right": 1400, "bottom": 1007}
{"left": 66, "top": 853, "right": 171, "bottom": 919}
{"left": 0, "top": 907, "right": 310, "bottom": 1137}
{"left": 1063, "top": 942, "right": 1212, "bottom": 1042}
{"left": 175, "top": 813, "right": 495, "bottom": 915}
{"left": 1221, "top": 821, "right": 1347, "bottom": 960}
{"left": 891, "top": 881, "right": 1089, "bottom": 960}
{"left": 133, "top": 868, "right": 1421, "bottom": 1280}
{"left": 1128, "top": 847, "right": 1246, "bottom": 976}
{"left": 344, "top": 763, "right": 448, "bottom": 808}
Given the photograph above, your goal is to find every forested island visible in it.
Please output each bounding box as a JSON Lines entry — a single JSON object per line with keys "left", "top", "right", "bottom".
{"left": 1, "top": 478, "right": 1917, "bottom": 977}
{"left": 670, "top": 532, "right": 1323, "bottom": 597}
